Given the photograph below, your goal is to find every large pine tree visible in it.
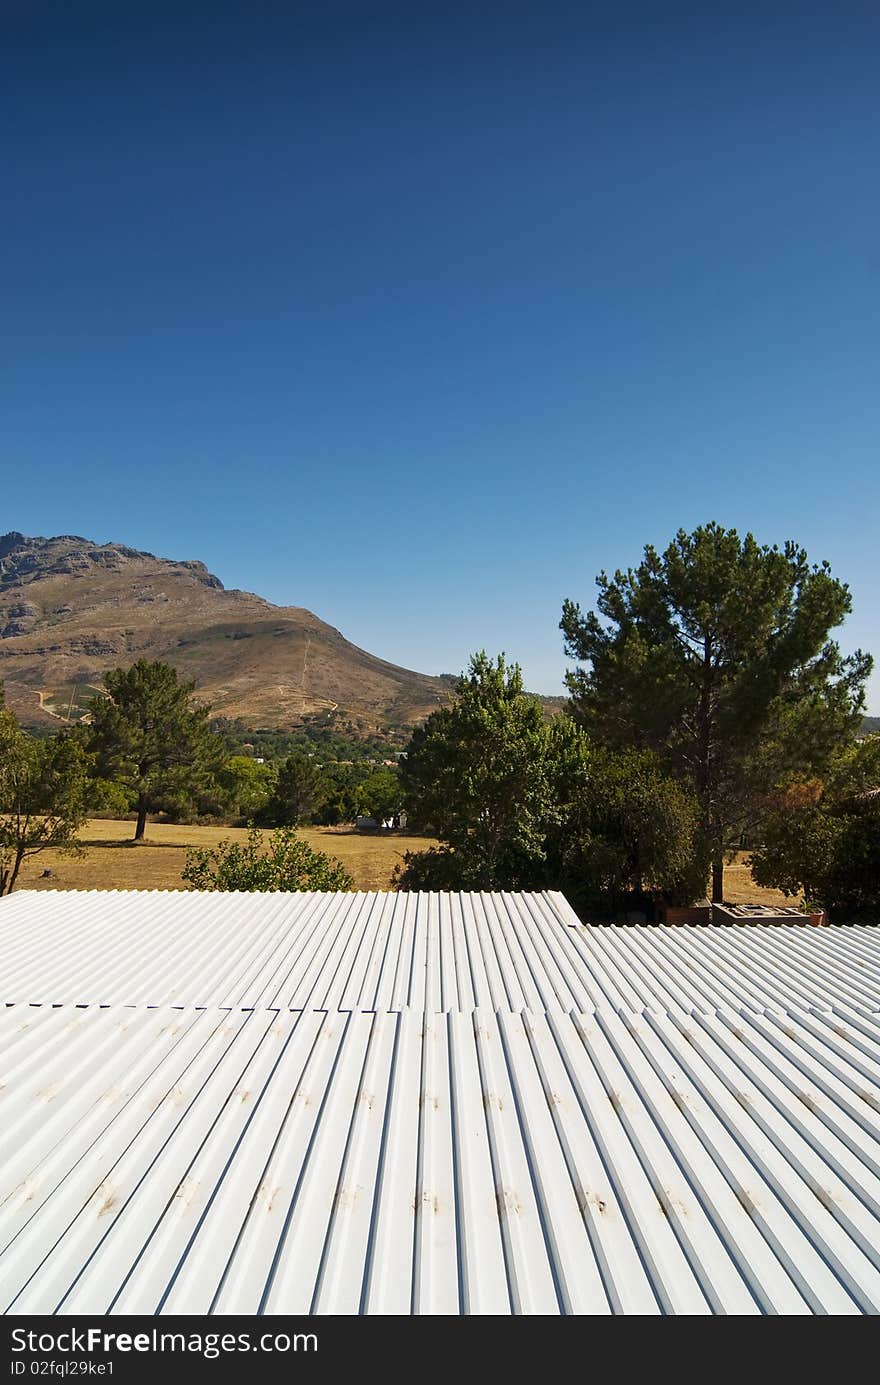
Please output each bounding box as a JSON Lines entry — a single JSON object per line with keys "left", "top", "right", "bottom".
{"left": 561, "top": 523, "right": 872, "bottom": 901}
{"left": 87, "top": 660, "right": 223, "bottom": 839}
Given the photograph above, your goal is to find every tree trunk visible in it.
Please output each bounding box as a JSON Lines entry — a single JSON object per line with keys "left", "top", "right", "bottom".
{"left": 134, "top": 803, "right": 148, "bottom": 840}
{"left": 4, "top": 847, "right": 26, "bottom": 896}
{"left": 711, "top": 836, "right": 724, "bottom": 903}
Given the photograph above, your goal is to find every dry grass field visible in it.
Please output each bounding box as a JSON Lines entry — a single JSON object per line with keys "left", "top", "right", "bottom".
{"left": 721, "top": 854, "right": 795, "bottom": 907}
{"left": 8, "top": 818, "right": 792, "bottom": 906}
{"left": 12, "top": 819, "right": 438, "bottom": 894}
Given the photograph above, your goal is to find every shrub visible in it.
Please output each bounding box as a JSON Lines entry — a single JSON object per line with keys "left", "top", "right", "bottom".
{"left": 751, "top": 799, "right": 880, "bottom": 922}
{"left": 395, "top": 656, "right": 706, "bottom": 912}
{"left": 181, "top": 826, "right": 352, "bottom": 892}
{"left": 544, "top": 726, "right": 706, "bottom": 917}
{"left": 823, "top": 804, "right": 880, "bottom": 921}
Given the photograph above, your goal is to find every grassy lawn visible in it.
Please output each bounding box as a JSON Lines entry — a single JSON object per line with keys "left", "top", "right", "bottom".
{"left": 721, "top": 853, "right": 795, "bottom": 907}
{"left": 13, "top": 819, "right": 438, "bottom": 893}
{"left": 8, "top": 819, "right": 793, "bottom": 907}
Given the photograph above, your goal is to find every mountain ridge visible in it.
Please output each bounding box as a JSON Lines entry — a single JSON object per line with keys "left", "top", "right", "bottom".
{"left": 0, "top": 531, "right": 454, "bottom": 733}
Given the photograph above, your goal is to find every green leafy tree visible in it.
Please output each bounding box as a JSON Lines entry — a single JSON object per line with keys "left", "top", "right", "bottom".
{"left": 752, "top": 799, "right": 880, "bottom": 922}
{"left": 396, "top": 657, "right": 701, "bottom": 908}
{"left": 561, "top": 523, "right": 872, "bottom": 901}
{"left": 263, "top": 752, "right": 328, "bottom": 826}
{"left": 85, "top": 660, "right": 224, "bottom": 840}
{"left": 820, "top": 734, "right": 880, "bottom": 799}
{"left": 398, "top": 653, "right": 553, "bottom": 888}
{"left": 218, "top": 755, "right": 278, "bottom": 822}
{"left": 750, "top": 803, "right": 839, "bottom": 905}
{"left": 181, "top": 826, "right": 352, "bottom": 892}
{"left": 87, "top": 775, "right": 133, "bottom": 817}
{"left": 544, "top": 719, "right": 705, "bottom": 916}
{"left": 315, "top": 763, "right": 365, "bottom": 826}
{"left": 751, "top": 738, "right": 880, "bottom": 920}
{"left": 0, "top": 712, "right": 90, "bottom": 894}
{"left": 357, "top": 768, "right": 402, "bottom": 824}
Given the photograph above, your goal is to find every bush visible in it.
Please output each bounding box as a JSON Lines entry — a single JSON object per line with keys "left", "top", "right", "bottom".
{"left": 394, "top": 846, "right": 463, "bottom": 890}
{"left": 823, "top": 805, "right": 880, "bottom": 921}
{"left": 751, "top": 799, "right": 880, "bottom": 922}
{"left": 394, "top": 659, "right": 706, "bottom": 912}
{"left": 544, "top": 727, "right": 706, "bottom": 918}
{"left": 393, "top": 842, "right": 540, "bottom": 891}
{"left": 181, "top": 826, "right": 353, "bottom": 892}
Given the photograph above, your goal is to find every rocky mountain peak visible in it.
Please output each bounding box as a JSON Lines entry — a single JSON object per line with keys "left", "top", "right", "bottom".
{"left": 0, "top": 527, "right": 449, "bottom": 732}
{"left": 0, "top": 532, "right": 224, "bottom": 592}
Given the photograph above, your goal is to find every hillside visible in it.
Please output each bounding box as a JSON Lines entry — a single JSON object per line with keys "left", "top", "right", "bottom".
{"left": 0, "top": 531, "right": 453, "bottom": 733}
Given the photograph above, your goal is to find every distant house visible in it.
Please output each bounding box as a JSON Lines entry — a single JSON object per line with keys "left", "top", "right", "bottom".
{"left": 355, "top": 812, "right": 407, "bottom": 831}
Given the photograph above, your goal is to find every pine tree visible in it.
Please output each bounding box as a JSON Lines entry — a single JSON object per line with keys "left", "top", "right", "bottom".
{"left": 86, "top": 660, "right": 223, "bottom": 840}
{"left": 561, "top": 523, "right": 872, "bottom": 900}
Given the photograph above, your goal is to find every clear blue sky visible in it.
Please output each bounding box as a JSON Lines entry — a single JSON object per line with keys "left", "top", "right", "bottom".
{"left": 3, "top": 2, "right": 878, "bottom": 708}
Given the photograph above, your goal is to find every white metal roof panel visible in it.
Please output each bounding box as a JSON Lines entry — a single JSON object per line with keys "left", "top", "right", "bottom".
{"left": 0, "top": 889, "right": 595, "bottom": 1012}
{"left": 566, "top": 921, "right": 880, "bottom": 1016}
{"left": 2, "top": 890, "right": 878, "bottom": 1017}
{"left": 1, "top": 1001, "right": 878, "bottom": 1315}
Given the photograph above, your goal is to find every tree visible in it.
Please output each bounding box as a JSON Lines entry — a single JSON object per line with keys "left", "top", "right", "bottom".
{"left": 544, "top": 720, "right": 705, "bottom": 916}
{"left": 314, "top": 762, "right": 370, "bottom": 826}
{"left": 398, "top": 653, "right": 553, "bottom": 888}
{"left": 357, "top": 768, "right": 402, "bottom": 824}
{"left": 750, "top": 738, "right": 880, "bottom": 921}
{"left": 218, "top": 755, "right": 277, "bottom": 823}
{"left": 0, "top": 712, "right": 90, "bottom": 894}
{"left": 395, "top": 656, "right": 702, "bottom": 908}
{"left": 751, "top": 799, "right": 880, "bottom": 922}
{"left": 561, "top": 524, "right": 872, "bottom": 901}
{"left": 826, "top": 805, "right": 880, "bottom": 920}
{"left": 86, "top": 661, "right": 224, "bottom": 840}
{"left": 181, "top": 826, "right": 352, "bottom": 892}
{"left": 263, "top": 752, "right": 328, "bottom": 826}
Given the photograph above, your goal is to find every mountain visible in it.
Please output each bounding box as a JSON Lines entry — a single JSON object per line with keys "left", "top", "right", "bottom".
{"left": 0, "top": 532, "right": 454, "bottom": 733}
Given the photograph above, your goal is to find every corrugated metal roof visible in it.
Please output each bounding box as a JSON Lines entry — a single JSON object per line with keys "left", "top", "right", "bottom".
{"left": 2, "top": 889, "right": 878, "bottom": 1016}
{"left": 566, "top": 922, "right": 880, "bottom": 1016}
{"left": 2, "top": 889, "right": 878, "bottom": 1314}
{"left": 1, "top": 1000, "right": 879, "bottom": 1315}
{"left": 0, "top": 889, "right": 595, "bottom": 1012}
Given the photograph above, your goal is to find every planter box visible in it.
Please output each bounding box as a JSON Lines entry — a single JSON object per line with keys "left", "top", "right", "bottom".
{"left": 659, "top": 904, "right": 712, "bottom": 926}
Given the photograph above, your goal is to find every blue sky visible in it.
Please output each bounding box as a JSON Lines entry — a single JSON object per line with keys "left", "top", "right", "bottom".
{"left": 3, "top": 3, "right": 878, "bottom": 708}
